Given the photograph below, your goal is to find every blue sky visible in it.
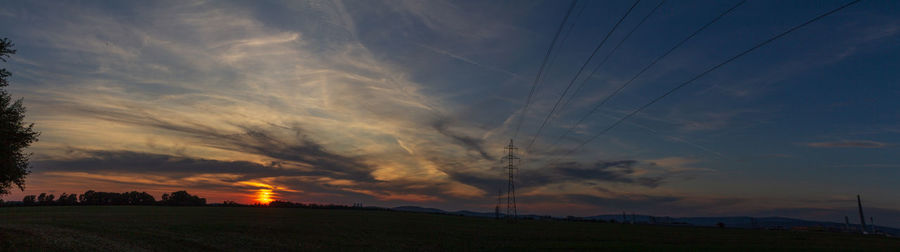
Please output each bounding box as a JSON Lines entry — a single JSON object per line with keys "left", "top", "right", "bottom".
{"left": 1, "top": 0, "right": 899, "bottom": 226}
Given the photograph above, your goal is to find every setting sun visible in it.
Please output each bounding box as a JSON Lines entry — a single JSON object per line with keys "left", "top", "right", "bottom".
{"left": 256, "top": 189, "right": 274, "bottom": 205}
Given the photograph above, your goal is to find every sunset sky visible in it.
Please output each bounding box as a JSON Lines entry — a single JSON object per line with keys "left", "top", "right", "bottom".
{"left": 1, "top": 0, "right": 899, "bottom": 226}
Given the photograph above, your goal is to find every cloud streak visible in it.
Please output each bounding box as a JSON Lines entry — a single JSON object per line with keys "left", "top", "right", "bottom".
{"left": 805, "top": 140, "right": 890, "bottom": 148}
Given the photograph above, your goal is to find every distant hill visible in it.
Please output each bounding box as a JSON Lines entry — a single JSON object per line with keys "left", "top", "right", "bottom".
{"left": 392, "top": 206, "right": 542, "bottom": 219}
{"left": 585, "top": 214, "right": 900, "bottom": 235}
{"left": 392, "top": 206, "right": 446, "bottom": 214}
{"left": 391, "top": 206, "right": 900, "bottom": 236}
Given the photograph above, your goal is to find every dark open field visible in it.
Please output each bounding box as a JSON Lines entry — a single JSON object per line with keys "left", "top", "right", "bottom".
{"left": 1, "top": 206, "right": 899, "bottom": 251}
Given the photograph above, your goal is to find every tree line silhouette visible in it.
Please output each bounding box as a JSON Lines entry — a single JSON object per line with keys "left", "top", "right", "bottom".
{"left": 4, "top": 190, "right": 383, "bottom": 211}
{"left": 17, "top": 190, "right": 206, "bottom": 206}
{"left": 4, "top": 191, "right": 375, "bottom": 210}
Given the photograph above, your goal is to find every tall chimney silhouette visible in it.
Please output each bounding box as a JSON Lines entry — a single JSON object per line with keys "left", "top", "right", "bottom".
{"left": 858, "top": 195, "right": 867, "bottom": 233}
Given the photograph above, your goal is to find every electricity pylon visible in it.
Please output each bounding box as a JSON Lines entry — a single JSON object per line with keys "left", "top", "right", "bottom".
{"left": 503, "top": 139, "right": 519, "bottom": 218}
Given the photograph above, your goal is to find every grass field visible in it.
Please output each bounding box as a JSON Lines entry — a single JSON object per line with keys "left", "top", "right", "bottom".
{"left": 1, "top": 206, "right": 899, "bottom": 251}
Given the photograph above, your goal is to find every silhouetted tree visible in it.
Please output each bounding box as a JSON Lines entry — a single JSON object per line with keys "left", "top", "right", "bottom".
{"left": 268, "top": 200, "right": 297, "bottom": 208}
{"left": 0, "top": 38, "right": 39, "bottom": 196}
{"left": 160, "top": 191, "right": 205, "bottom": 206}
{"left": 123, "top": 191, "right": 155, "bottom": 205}
{"left": 97, "top": 191, "right": 125, "bottom": 205}
{"left": 79, "top": 190, "right": 97, "bottom": 204}
{"left": 37, "top": 193, "right": 54, "bottom": 205}
{"left": 57, "top": 193, "right": 77, "bottom": 205}
{"left": 138, "top": 191, "right": 155, "bottom": 205}
{"left": 77, "top": 190, "right": 128, "bottom": 205}
{"left": 57, "top": 193, "right": 68, "bottom": 205}
{"left": 22, "top": 195, "right": 35, "bottom": 206}
{"left": 21, "top": 190, "right": 210, "bottom": 207}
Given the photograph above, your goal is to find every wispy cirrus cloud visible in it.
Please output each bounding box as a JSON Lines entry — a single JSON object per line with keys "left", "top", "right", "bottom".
{"left": 804, "top": 140, "right": 890, "bottom": 148}
{"left": 2, "top": 0, "right": 509, "bottom": 204}
{"left": 416, "top": 43, "right": 527, "bottom": 82}
{"left": 829, "top": 163, "right": 900, "bottom": 168}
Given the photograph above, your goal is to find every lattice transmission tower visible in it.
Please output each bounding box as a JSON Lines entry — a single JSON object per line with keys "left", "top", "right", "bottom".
{"left": 503, "top": 139, "right": 519, "bottom": 218}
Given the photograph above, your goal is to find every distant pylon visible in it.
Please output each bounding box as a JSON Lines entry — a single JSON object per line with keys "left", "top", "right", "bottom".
{"left": 504, "top": 139, "right": 519, "bottom": 218}
{"left": 495, "top": 188, "right": 501, "bottom": 219}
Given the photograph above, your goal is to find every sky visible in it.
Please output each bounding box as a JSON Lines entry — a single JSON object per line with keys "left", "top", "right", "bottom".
{"left": 1, "top": 0, "right": 899, "bottom": 226}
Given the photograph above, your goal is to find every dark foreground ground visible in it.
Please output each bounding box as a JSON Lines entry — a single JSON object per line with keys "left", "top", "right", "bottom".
{"left": 1, "top": 206, "right": 899, "bottom": 251}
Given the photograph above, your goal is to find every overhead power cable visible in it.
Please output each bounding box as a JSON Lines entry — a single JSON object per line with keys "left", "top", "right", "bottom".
{"left": 526, "top": 0, "right": 641, "bottom": 151}
{"left": 556, "top": 0, "right": 667, "bottom": 120}
{"left": 544, "top": 1, "right": 590, "bottom": 75}
{"left": 559, "top": 0, "right": 861, "bottom": 158}
{"left": 551, "top": 0, "right": 746, "bottom": 147}
{"left": 512, "top": 0, "right": 580, "bottom": 140}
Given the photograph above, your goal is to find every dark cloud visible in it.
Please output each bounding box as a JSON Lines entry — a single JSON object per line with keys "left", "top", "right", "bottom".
{"left": 521, "top": 160, "right": 665, "bottom": 188}
{"left": 56, "top": 105, "right": 377, "bottom": 182}
{"left": 217, "top": 127, "right": 376, "bottom": 182}
{"left": 431, "top": 159, "right": 506, "bottom": 192}
{"left": 431, "top": 118, "right": 493, "bottom": 160}
{"left": 521, "top": 145, "right": 580, "bottom": 159}
{"left": 431, "top": 158, "right": 668, "bottom": 195}
{"left": 36, "top": 150, "right": 270, "bottom": 177}
{"left": 805, "top": 140, "right": 890, "bottom": 148}
{"left": 35, "top": 149, "right": 371, "bottom": 183}
{"left": 553, "top": 160, "right": 638, "bottom": 182}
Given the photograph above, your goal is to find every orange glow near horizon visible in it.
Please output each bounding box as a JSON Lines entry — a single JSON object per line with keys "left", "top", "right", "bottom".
{"left": 256, "top": 189, "right": 274, "bottom": 205}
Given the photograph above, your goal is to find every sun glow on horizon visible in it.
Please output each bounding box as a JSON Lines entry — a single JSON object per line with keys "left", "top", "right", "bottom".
{"left": 256, "top": 189, "right": 274, "bottom": 205}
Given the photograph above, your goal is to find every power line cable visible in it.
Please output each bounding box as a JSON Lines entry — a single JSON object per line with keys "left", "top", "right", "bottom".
{"left": 544, "top": 1, "right": 590, "bottom": 75}
{"left": 551, "top": 0, "right": 746, "bottom": 147}
{"left": 525, "top": 0, "right": 641, "bottom": 151}
{"left": 558, "top": 0, "right": 861, "bottom": 159}
{"left": 556, "top": 0, "right": 667, "bottom": 120}
{"left": 512, "top": 0, "right": 580, "bottom": 140}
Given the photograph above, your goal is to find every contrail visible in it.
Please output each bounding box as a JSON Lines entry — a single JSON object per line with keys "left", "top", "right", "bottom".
{"left": 416, "top": 43, "right": 528, "bottom": 82}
